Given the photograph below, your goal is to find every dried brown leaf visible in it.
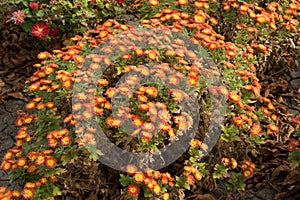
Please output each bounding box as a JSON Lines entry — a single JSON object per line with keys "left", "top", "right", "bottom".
{"left": 283, "top": 167, "right": 300, "bottom": 186}
{"left": 0, "top": 78, "right": 4, "bottom": 87}
{"left": 7, "top": 92, "right": 28, "bottom": 101}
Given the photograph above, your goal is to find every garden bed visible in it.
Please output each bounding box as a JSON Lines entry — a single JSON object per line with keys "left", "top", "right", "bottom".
{"left": 0, "top": 1, "right": 300, "bottom": 200}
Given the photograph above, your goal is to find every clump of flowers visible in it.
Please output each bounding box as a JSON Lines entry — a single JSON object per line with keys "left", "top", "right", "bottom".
{"left": 0, "top": 0, "right": 300, "bottom": 199}
{"left": 0, "top": 0, "right": 127, "bottom": 44}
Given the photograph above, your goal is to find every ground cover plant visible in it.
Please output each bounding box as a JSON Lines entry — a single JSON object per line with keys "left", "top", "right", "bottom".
{"left": 0, "top": 0, "right": 300, "bottom": 199}
{"left": 0, "top": 0, "right": 126, "bottom": 48}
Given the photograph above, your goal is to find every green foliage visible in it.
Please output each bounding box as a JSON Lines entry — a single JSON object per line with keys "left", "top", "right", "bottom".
{"left": 226, "top": 172, "right": 245, "bottom": 191}
{"left": 213, "top": 164, "right": 229, "bottom": 179}
{"left": 221, "top": 125, "right": 242, "bottom": 143}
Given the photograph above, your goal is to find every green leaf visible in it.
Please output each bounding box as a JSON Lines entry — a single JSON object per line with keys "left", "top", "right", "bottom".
{"left": 227, "top": 173, "right": 245, "bottom": 191}
{"left": 288, "top": 151, "right": 300, "bottom": 167}
{"left": 221, "top": 125, "right": 242, "bottom": 142}
{"left": 119, "top": 174, "right": 133, "bottom": 187}
{"left": 105, "top": 3, "right": 111, "bottom": 9}
{"left": 61, "top": 153, "right": 71, "bottom": 166}
{"left": 36, "top": 10, "right": 44, "bottom": 18}
{"left": 52, "top": 185, "right": 62, "bottom": 196}
{"left": 21, "top": 0, "right": 29, "bottom": 7}
{"left": 246, "top": 135, "right": 265, "bottom": 145}
{"left": 213, "top": 164, "right": 228, "bottom": 179}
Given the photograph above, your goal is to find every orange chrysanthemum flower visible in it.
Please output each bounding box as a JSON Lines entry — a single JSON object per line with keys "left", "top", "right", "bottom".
{"left": 187, "top": 77, "right": 198, "bottom": 86}
{"left": 178, "top": 0, "right": 188, "bottom": 6}
{"left": 36, "top": 154, "right": 45, "bottom": 166}
{"left": 243, "top": 167, "right": 254, "bottom": 179}
{"left": 97, "top": 79, "right": 108, "bottom": 87}
{"left": 147, "top": 51, "right": 157, "bottom": 60}
{"left": 153, "top": 184, "right": 161, "bottom": 195}
{"left": 228, "top": 93, "right": 241, "bottom": 103}
{"left": 185, "top": 175, "right": 195, "bottom": 185}
{"left": 134, "top": 172, "right": 145, "bottom": 184}
{"left": 128, "top": 184, "right": 140, "bottom": 197}
{"left": 1, "top": 161, "right": 12, "bottom": 171}
{"left": 138, "top": 104, "right": 149, "bottom": 112}
{"left": 126, "top": 164, "right": 137, "bottom": 175}
{"left": 226, "top": 50, "right": 237, "bottom": 58}
{"left": 142, "top": 122, "right": 155, "bottom": 132}
{"left": 17, "top": 158, "right": 27, "bottom": 168}
{"left": 233, "top": 116, "right": 244, "bottom": 127}
{"left": 170, "top": 89, "right": 187, "bottom": 102}
{"left": 105, "top": 87, "right": 117, "bottom": 98}
{"left": 137, "top": 95, "right": 148, "bottom": 103}
{"left": 22, "top": 188, "right": 34, "bottom": 199}
{"left": 46, "top": 102, "right": 55, "bottom": 109}
{"left": 194, "top": 13, "right": 206, "bottom": 23}
{"left": 121, "top": 54, "right": 131, "bottom": 60}
{"left": 12, "top": 190, "right": 21, "bottom": 198}
{"left": 267, "top": 124, "right": 279, "bottom": 134}
{"left": 45, "top": 157, "right": 56, "bottom": 168}
{"left": 37, "top": 52, "right": 50, "bottom": 60}
{"left": 62, "top": 79, "right": 73, "bottom": 89}
{"left": 250, "top": 124, "right": 262, "bottom": 137}
{"left": 26, "top": 101, "right": 36, "bottom": 110}
{"left": 168, "top": 75, "right": 180, "bottom": 86}
{"left": 61, "top": 136, "right": 71, "bottom": 146}
{"left": 145, "top": 87, "right": 158, "bottom": 98}
{"left": 27, "top": 164, "right": 37, "bottom": 174}
{"left": 29, "top": 83, "right": 40, "bottom": 92}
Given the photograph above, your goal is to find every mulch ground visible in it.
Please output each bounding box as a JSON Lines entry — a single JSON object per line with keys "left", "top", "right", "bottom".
{"left": 0, "top": 26, "right": 299, "bottom": 200}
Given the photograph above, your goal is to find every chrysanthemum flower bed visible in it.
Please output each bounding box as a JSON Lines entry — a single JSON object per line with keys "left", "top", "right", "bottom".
{"left": 1, "top": 0, "right": 300, "bottom": 199}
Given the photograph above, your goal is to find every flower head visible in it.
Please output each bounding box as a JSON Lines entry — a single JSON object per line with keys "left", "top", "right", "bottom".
{"left": 127, "top": 184, "right": 140, "bottom": 197}
{"left": 126, "top": 164, "right": 137, "bottom": 175}
{"left": 32, "top": 23, "right": 49, "bottom": 39}
{"left": 45, "top": 157, "right": 56, "bottom": 168}
{"left": 29, "top": 2, "right": 40, "bottom": 10}
{"left": 134, "top": 172, "right": 145, "bottom": 184}
{"left": 22, "top": 188, "right": 34, "bottom": 199}
{"left": 12, "top": 10, "right": 25, "bottom": 25}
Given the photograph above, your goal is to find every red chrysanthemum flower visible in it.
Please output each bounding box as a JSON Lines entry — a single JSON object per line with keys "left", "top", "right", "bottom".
{"left": 49, "top": 28, "right": 59, "bottom": 38}
{"left": 127, "top": 184, "right": 140, "bottom": 197}
{"left": 29, "top": 2, "right": 40, "bottom": 10}
{"left": 117, "top": 0, "right": 124, "bottom": 5}
{"left": 32, "top": 23, "right": 49, "bottom": 39}
{"left": 3, "top": 12, "right": 11, "bottom": 27}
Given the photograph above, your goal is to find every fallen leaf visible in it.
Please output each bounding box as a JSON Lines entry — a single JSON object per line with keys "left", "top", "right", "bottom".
{"left": 186, "top": 194, "right": 216, "bottom": 200}
{"left": 7, "top": 92, "right": 28, "bottom": 101}
{"left": 291, "top": 117, "right": 300, "bottom": 125}
{"left": 283, "top": 167, "right": 300, "bottom": 186}
{"left": 0, "top": 78, "right": 4, "bottom": 87}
